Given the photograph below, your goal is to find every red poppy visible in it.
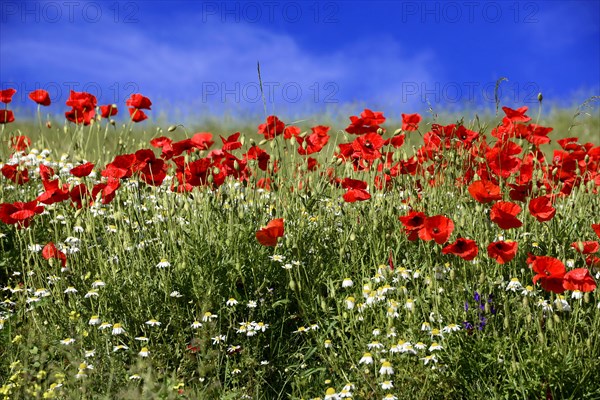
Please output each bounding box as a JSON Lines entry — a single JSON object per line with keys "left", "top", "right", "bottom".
{"left": 28, "top": 89, "right": 51, "bottom": 106}
{"left": 442, "top": 238, "right": 478, "bottom": 260}
{"left": 38, "top": 164, "right": 55, "bottom": 181}
{"left": 126, "top": 94, "right": 152, "bottom": 109}
{"left": 399, "top": 211, "right": 426, "bottom": 241}
{"left": 99, "top": 105, "right": 118, "bottom": 118}
{"left": 468, "top": 179, "right": 502, "bottom": 203}
{"left": 191, "top": 132, "right": 215, "bottom": 150}
{"left": 0, "top": 200, "right": 44, "bottom": 228}
{"left": 341, "top": 178, "right": 371, "bottom": 202}
{"left": 42, "top": 242, "right": 67, "bottom": 267}
{"left": 258, "top": 115, "right": 285, "bottom": 140}
{"left": 502, "top": 106, "right": 531, "bottom": 123}
{"left": 345, "top": 109, "right": 385, "bottom": 135}
{"left": 102, "top": 154, "right": 135, "bottom": 179}
{"left": 70, "top": 162, "right": 95, "bottom": 178}
{"left": 0, "top": 88, "right": 17, "bottom": 104}
{"left": 531, "top": 256, "right": 566, "bottom": 294}
{"left": 220, "top": 132, "right": 243, "bottom": 151}
{"left": 297, "top": 126, "right": 330, "bottom": 156}
{"left": 70, "top": 183, "right": 91, "bottom": 209}
{"left": 1, "top": 164, "right": 29, "bottom": 184}
{"left": 284, "top": 125, "right": 301, "bottom": 139}
{"left": 0, "top": 110, "right": 15, "bottom": 124}
{"left": 92, "top": 178, "right": 120, "bottom": 204}
{"left": 133, "top": 149, "right": 167, "bottom": 186}
{"left": 256, "top": 218, "right": 284, "bottom": 246}
{"left": 593, "top": 224, "right": 600, "bottom": 239}
{"left": 563, "top": 268, "right": 596, "bottom": 292}
{"left": 128, "top": 107, "right": 148, "bottom": 123}
{"left": 528, "top": 196, "right": 556, "bottom": 222}
{"left": 65, "top": 91, "right": 97, "bottom": 125}
{"left": 384, "top": 134, "right": 406, "bottom": 148}
{"left": 571, "top": 241, "right": 599, "bottom": 254}
{"left": 37, "top": 179, "right": 70, "bottom": 205}
{"left": 10, "top": 136, "right": 31, "bottom": 151}
{"left": 490, "top": 201, "right": 522, "bottom": 229}
{"left": 419, "top": 215, "right": 454, "bottom": 244}
{"left": 487, "top": 240, "right": 518, "bottom": 264}
{"left": 351, "top": 132, "right": 384, "bottom": 160}
{"left": 401, "top": 113, "right": 422, "bottom": 131}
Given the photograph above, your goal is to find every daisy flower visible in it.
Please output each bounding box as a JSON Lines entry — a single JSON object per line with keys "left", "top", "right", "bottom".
{"left": 226, "top": 298, "right": 238, "bottom": 306}
{"left": 156, "top": 259, "right": 171, "bottom": 268}
{"left": 60, "top": 338, "right": 75, "bottom": 345}
{"left": 88, "top": 316, "right": 100, "bottom": 325}
{"left": 342, "top": 278, "right": 354, "bottom": 288}
{"left": 202, "top": 311, "right": 217, "bottom": 322}
{"left": 380, "top": 380, "right": 393, "bottom": 390}
{"left": 138, "top": 347, "right": 150, "bottom": 357}
{"left": 112, "top": 323, "right": 125, "bottom": 335}
{"left": 359, "top": 352, "right": 373, "bottom": 364}
{"left": 191, "top": 320, "right": 203, "bottom": 329}
{"left": 379, "top": 361, "right": 394, "bottom": 375}
{"left": 145, "top": 319, "right": 161, "bottom": 327}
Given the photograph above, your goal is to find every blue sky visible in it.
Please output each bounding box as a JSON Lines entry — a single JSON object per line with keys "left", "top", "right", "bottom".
{"left": 1, "top": 0, "right": 599, "bottom": 119}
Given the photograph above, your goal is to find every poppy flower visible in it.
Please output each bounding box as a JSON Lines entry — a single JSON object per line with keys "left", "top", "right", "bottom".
{"left": 70, "top": 162, "right": 95, "bottom": 178}
{"left": 0, "top": 88, "right": 17, "bottom": 104}
{"left": 191, "top": 132, "right": 214, "bottom": 150}
{"left": 70, "top": 183, "right": 91, "bottom": 209}
{"left": 92, "top": 178, "right": 120, "bottom": 204}
{"left": 38, "top": 164, "right": 55, "bottom": 181}
{"left": 10, "top": 136, "right": 31, "bottom": 152}
{"left": 531, "top": 256, "right": 566, "bottom": 294}
{"left": 0, "top": 110, "right": 15, "bottom": 124}
{"left": 220, "top": 132, "right": 243, "bottom": 151}
{"left": 490, "top": 201, "right": 522, "bottom": 229}
{"left": 401, "top": 113, "right": 422, "bottom": 131}
{"left": 28, "top": 89, "right": 51, "bottom": 106}
{"left": 341, "top": 178, "right": 371, "bottom": 202}
{"left": 128, "top": 107, "right": 148, "bottom": 123}
{"left": 0, "top": 200, "right": 44, "bottom": 228}
{"left": 571, "top": 241, "right": 599, "bottom": 254}
{"left": 42, "top": 242, "right": 67, "bottom": 267}
{"left": 37, "top": 179, "right": 70, "bottom": 205}
{"left": 258, "top": 115, "right": 285, "bottom": 140}
{"left": 562, "top": 268, "right": 596, "bottom": 292}
{"left": 102, "top": 154, "right": 135, "bottom": 179}
{"left": 502, "top": 106, "right": 531, "bottom": 123}
{"left": 487, "top": 240, "right": 518, "bottom": 264}
{"left": 1, "top": 164, "right": 29, "bottom": 184}
{"left": 592, "top": 224, "right": 600, "bottom": 239}
{"left": 442, "top": 238, "right": 478, "bottom": 260}
{"left": 297, "top": 126, "right": 330, "bottom": 156}
{"left": 384, "top": 134, "right": 406, "bottom": 148}
{"left": 419, "top": 215, "right": 454, "bottom": 244}
{"left": 284, "top": 125, "right": 301, "bottom": 139}
{"left": 65, "top": 91, "right": 96, "bottom": 125}
{"left": 99, "top": 105, "right": 118, "bottom": 118}
{"left": 399, "top": 211, "right": 426, "bottom": 241}
{"left": 245, "top": 146, "right": 271, "bottom": 171}
{"left": 256, "top": 218, "right": 284, "bottom": 246}
{"left": 345, "top": 109, "right": 385, "bottom": 135}
{"left": 468, "top": 179, "right": 502, "bottom": 203}
{"left": 351, "top": 132, "right": 384, "bottom": 160}
{"left": 126, "top": 94, "right": 152, "bottom": 110}
{"left": 528, "top": 196, "right": 556, "bottom": 222}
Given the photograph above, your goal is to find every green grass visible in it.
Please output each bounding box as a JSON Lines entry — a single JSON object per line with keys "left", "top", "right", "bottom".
{"left": 0, "top": 102, "right": 599, "bottom": 399}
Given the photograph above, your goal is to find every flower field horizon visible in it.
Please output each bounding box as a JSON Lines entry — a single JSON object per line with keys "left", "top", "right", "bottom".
{"left": 1, "top": 88, "right": 600, "bottom": 399}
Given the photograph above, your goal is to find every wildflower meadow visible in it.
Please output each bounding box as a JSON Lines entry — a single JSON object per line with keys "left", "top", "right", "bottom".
{"left": 0, "top": 87, "right": 599, "bottom": 400}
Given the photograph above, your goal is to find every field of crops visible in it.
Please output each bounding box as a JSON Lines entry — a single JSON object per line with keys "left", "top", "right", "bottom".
{"left": 1, "top": 88, "right": 599, "bottom": 399}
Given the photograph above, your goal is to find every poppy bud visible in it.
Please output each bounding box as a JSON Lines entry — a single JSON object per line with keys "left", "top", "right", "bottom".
{"left": 301, "top": 141, "right": 308, "bottom": 150}
{"left": 377, "top": 128, "right": 384, "bottom": 135}
{"left": 46, "top": 121, "right": 52, "bottom": 129}
{"left": 392, "top": 151, "right": 401, "bottom": 162}
{"left": 336, "top": 158, "right": 343, "bottom": 166}
{"left": 110, "top": 119, "right": 115, "bottom": 126}
{"left": 546, "top": 317, "right": 553, "bottom": 331}
{"left": 553, "top": 314, "right": 560, "bottom": 325}
{"left": 63, "top": 125, "right": 68, "bottom": 134}
{"left": 233, "top": 161, "right": 240, "bottom": 171}
{"left": 504, "top": 316, "right": 509, "bottom": 329}
{"left": 259, "top": 139, "right": 268, "bottom": 146}
{"left": 393, "top": 128, "right": 402, "bottom": 135}
{"left": 288, "top": 279, "right": 296, "bottom": 291}
{"left": 537, "top": 93, "right": 543, "bottom": 102}
{"left": 168, "top": 125, "right": 177, "bottom": 132}
{"left": 522, "top": 297, "right": 529, "bottom": 308}
{"left": 269, "top": 140, "right": 276, "bottom": 150}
